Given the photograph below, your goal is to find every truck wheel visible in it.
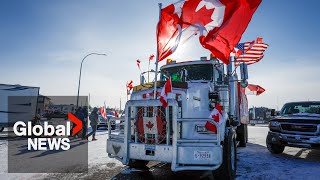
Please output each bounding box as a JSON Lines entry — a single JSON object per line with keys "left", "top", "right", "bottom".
{"left": 128, "top": 159, "right": 148, "bottom": 169}
{"left": 0, "top": 127, "right": 4, "bottom": 132}
{"left": 266, "top": 134, "right": 285, "bottom": 154}
{"left": 214, "top": 128, "right": 237, "bottom": 180}
{"left": 238, "top": 124, "right": 247, "bottom": 147}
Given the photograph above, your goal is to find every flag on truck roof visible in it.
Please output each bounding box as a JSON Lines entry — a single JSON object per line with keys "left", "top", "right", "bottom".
{"left": 126, "top": 80, "right": 133, "bottom": 95}
{"left": 136, "top": 59, "right": 141, "bottom": 70}
{"left": 157, "top": 0, "right": 262, "bottom": 64}
{"left": 236, "top": 38, "right": 269, "bottom": 65}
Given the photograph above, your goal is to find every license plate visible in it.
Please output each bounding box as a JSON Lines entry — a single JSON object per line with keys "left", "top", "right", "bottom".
{"left": 194, "top": 151, "right": 212, "bottom": 160}
{"left": 145, "top": 145, "right": 155, "bottom": 151}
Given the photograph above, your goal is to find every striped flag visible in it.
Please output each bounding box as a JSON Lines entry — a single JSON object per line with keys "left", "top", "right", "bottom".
{"left": 236, "top": 38, "right": 268, "bottom": 65}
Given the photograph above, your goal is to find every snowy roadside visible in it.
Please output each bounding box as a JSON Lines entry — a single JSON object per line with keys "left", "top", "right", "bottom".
{"left": 237, "top": 126, "right": 320, "bottom": 180}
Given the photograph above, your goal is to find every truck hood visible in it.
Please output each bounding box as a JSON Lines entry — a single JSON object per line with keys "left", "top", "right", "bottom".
{"left": 272, "top": 114, "right": 320, "bottom": 124}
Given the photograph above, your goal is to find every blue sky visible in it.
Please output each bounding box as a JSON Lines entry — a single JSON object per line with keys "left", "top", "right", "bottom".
{"left": 1, "top": 0, "right": 319, "bottom": 109}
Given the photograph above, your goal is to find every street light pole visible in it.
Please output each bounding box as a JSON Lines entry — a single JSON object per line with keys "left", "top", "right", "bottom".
{"left": 76, "top": 53, "right": 107, "bottom": 107}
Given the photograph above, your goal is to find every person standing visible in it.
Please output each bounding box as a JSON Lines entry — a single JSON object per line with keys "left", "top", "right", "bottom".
{"left": 75, "top": 107, "right": 86, "bottom": 139}
{"left": 87, "top": 107, "right": 99, "bottom": 141}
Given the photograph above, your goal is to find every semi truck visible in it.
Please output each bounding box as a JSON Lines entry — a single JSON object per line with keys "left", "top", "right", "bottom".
{"left": 249, "top": 107, "right": 274, "bottom": 125}
{"left": 0, "top": 84, "right": 39, "bottom": 132}
{"left": 107, "top": 56, "right": 249, "bottom": 179}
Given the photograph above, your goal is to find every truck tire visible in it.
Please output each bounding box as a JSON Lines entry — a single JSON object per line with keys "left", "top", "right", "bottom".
{"left": 0, "top": 127, "right": 4, "bottom": 132}
{"left": 128, "top": 159, "right": 148, "bottom": 169}
{"left": 237, "top": 124, "right": 247, "bottom": 147}
{"left": 266, "top": 134, "right": 285, "bottom": 154}
{"left": 214, "top": 128, "right": 237, "bottom": 180}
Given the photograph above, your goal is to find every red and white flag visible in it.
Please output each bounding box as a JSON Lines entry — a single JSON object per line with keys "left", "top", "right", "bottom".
{"left": 205, "top": 103, "right": 224, "bottom": 133}
{"left": 236, "top": 38, "right": 269, "bottom": 65}
{"left": 149, "top": 54, "right": 155, "bottom": 61}
{"left": 160, "top": 78, "right": 172, "bottom": 108}
{"left": 100, "top": 103, "right": 107, "bottom": 120}
{"left": 126, "top": 80, "right": 133, "bottom": 95}
{"left": 244, "top": 84, "right": 265, "bottom": 96}
{"left": 157, "top": 0, "right": 262, "bottom": 64}
{"left": 114, "top": 111, "right": 118, "bottom": 117}
{"left": 136, "top": 59, "right": 141, "bottom": 70}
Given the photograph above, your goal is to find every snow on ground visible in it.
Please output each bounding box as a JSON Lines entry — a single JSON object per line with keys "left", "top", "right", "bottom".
{"left": 237, "top": 125, "right": 320, "bottom": 180}
{"left": 0, "top": 125, "right": 319, "bottom": 179}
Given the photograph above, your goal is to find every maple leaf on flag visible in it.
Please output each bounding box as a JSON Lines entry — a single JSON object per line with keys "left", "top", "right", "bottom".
{"left": 146, "top": 121, "right": 154, "bottom": 130}
{"left": 157, "top": 0, "right": 262, "bottom": 64}
{"left": 205, "top": 103, "right": 224, "bottom": 133}
{"left": 212, "top": 114, "right": 220, "bottom": 123}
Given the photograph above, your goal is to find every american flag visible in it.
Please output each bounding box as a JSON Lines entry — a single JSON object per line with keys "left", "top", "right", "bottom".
{"left": 236, "top": 38, "right": 268, "bottom": 65}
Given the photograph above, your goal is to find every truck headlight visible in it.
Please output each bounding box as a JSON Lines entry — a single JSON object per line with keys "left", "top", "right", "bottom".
{"left": 269, "top": 121, "right": 281, "bottom": 132}
{"left": 269, "top": 121, "right": 280, "bottom": 127}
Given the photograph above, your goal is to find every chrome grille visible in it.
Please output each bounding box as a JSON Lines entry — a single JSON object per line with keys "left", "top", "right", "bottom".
{"left": 280, "top": 124, "right": 317, "bottom": 133}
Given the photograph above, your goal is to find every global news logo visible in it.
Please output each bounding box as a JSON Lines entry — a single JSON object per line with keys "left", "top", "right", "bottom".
{"left": 12, "top": 112, "right": 82, "bottom": 151}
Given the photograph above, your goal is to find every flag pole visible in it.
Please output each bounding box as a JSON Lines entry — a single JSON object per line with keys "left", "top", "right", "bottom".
{"left": 148, "top": 59, "right": 150, "bottom": 82}
{"left": 153, "top": 3, "right": 162, "bottom": 99}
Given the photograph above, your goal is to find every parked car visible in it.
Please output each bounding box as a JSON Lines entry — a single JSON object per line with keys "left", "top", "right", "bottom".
{"left": 44, "top": 111, "right": 68, "bottom": 120}
{"left": 97, "top": 113, "right": 116, "bottom": 130}
{"left": 266, "top": 101, "right": 320, "bottom": 154}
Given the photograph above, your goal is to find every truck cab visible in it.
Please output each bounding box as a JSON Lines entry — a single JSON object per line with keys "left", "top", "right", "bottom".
{"left": 107, "top": 57, "right": 248, "bottom": 179}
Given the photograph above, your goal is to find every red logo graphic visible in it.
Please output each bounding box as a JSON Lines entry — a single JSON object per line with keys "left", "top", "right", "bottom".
{"left": 68, "top": 112, "right": 82, "bottom": 136}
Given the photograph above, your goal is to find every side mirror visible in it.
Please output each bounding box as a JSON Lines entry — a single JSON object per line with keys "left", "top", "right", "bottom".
{"left": 240, "top": 63, "right": 248, "bottom": 81}
{"left": 271, "top": 109, "right": 276, "bottom": 116}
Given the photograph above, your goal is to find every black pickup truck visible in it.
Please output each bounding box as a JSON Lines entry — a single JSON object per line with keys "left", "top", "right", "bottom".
{"left": 266, "top": 101, "right": 320, "bottom": 154}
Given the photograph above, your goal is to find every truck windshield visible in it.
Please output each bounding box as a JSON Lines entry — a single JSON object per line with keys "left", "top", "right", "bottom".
{"left": 281, "top": 102, "right": 320, "bottom": 115}
{"left": 161, "top": 64, "right": 213, "bottom": 82}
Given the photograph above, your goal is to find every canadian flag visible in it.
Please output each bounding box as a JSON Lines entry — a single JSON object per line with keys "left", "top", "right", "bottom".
{"left": 136, "top": 59, "right": 141, "bottom": 70}
{"left": 100, "top": 104, "right": 107, "bottom": 120}
{"left": 205, "top": 103, "right": 224, "bottom": 133}
{"left": 157, "top": 0, "right": 262, "bottom": 64}
{"left": 114, "top": 111, "right": 118, "bottom": 117}
{"left": 149, "top": 54, "right": 155, "bottom": 61}
{"left": 160, "top": 78, "right": 172, "bottom": 108}
{"left": 244, "top": 84, "right": 265, "bottom": 96}
{"left": 126, "top": 80, "right": 133, "bottom": 95}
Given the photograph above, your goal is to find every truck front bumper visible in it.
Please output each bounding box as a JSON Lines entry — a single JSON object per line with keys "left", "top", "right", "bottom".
{"left": 268, "top": 131, "right": 320, "bottom": 148}
{"left": 107, "top": 140, "right": 223, "bottom": 171}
